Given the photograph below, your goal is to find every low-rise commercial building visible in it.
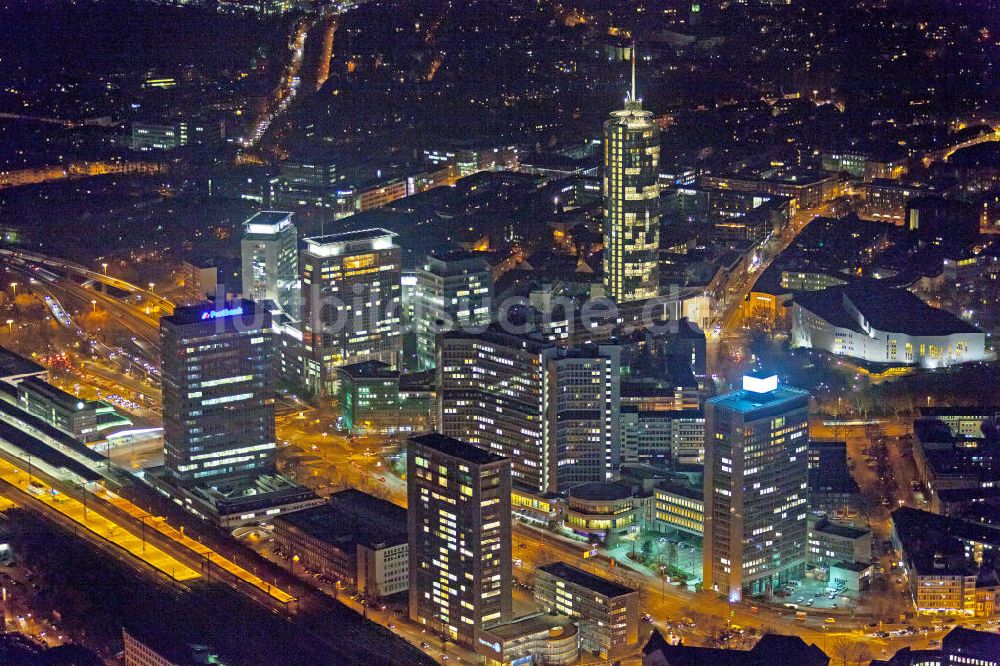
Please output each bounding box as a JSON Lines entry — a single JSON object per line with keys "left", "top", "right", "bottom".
{"left": 16, "top": 376, "right": 131, "bottom": 443}
{"left": 620, "top": 407, "right": 705, "bottom": 467}
{"left": 892, "top": 507, "right": 1000, "bottom": 616}
{"left": 534, "top": 562, "right": 639, "bottom": 659}
{"left": 564, "top": 481, "right": 649, "bottom": 544}
{"left": 477, "top": 614, "right": 579, "bottom": 666}
{"left": 654, "top": 479, "right": 704, "bottom": 537}
{"left": 807, "top": 513, "right": 872, "bottom": 568}
{"left": 701, "top": 169, "right": 841, "bottom": 209}
{"left": 863, "top": 180, "right": 933, "bottom": 225}
{"left": 273, "top": 489, "right": 408, "bottom": 599}
{"left": 920, "top": 406, "right": 1000, "bottom": 439}
{"left": 130, "top": 120, "right": 221, "bottom": 152}
{"left": 828, "top": 560, "right": 873, "bottom": 592}
{"left": 912, "top": 418, "right": 1000, "bottom": 510}
{"left": 808, "top": 441, "right": 864, "bottom": 521}
{"left": 511, "top": 487, "right": 564, "bottom": 527}
{"left": 820, "top": 147, "right": 908, "bottom": 181}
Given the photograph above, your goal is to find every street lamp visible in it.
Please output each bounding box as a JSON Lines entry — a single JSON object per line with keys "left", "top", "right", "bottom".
{"left": 91, "top": 300, "right": 97, "bottom": 313}
{"left": 101, "top": 263, "right": 108, "bottom": 275}
{"left": 8, "top": 282, "right": 15, "bottom": 296}
{"left": 148, "top": 282, "right": 155, "bottom": 295}
{"left": 5, "top": 320, "right": 12, "bottom": 333}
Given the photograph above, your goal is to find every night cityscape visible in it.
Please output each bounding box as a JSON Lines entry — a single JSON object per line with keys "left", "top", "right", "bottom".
{"left": 0, "top": 0, "right": 999, "bottom": 664}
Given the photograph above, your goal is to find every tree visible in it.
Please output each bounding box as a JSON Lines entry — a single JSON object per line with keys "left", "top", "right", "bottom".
{"left": 830, "top": 638, "right": 858, "bottom": 666}
{"left": 667, "top": 542, "right": 678, "bottom": 569}
{"left": 640, "top": 539, "right": 653, "bottom": 563}
{"left": 851, "top": 644, "right": 874, "bottom": 666}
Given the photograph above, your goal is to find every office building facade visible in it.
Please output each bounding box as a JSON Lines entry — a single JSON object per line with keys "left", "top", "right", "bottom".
{"left": 407, "top": 433, "right": 512, "bottom": 649}
{"left": 703, "top": 375, "right": 810, "bottom": 601}
{"left": 550, "top": 346, "right": 621, "bottom": 488}
{"left": 241, "top": 211, "right": 299, "bottom": 319}
{"left": 602, "top": 62, "right": 660, "bottom": 304}
{"left": 411, "top": 251, "right": 492, "bottom": 371}
{"left": 439, "top": 328, "right": 621, "bottom": 493}
{"left": 161, "top": 300, "right": 276, "bottom": 486}
{"left": 300, "top": 229, "right": 402, "bottom": 393}
{"left": 534, "top": 562, "right": 639, "bottom": 659}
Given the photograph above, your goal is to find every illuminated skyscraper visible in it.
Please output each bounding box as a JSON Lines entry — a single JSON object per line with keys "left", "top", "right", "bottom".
{"left": 702, "top": 374, "right": 810, "bottom": 602}
{"left": 161, "top": 300, "right": 276, "bottom": 485}
{"left": 300, "top": 228, "right": 402, "bottom": 393}
{"left": 438, "top": 327, "right": 620, "bottom": 493}
{"left": 407, "top": 433, "right": 511, "bottom": 649}
{"left": 240, "top": 211, "right": 299, "bottom": 319}
{"left": 602, "top": 49, "right": 660, "bottom": 304}
{"left": 411, "top": 250, "right": 492, "bottom": 371}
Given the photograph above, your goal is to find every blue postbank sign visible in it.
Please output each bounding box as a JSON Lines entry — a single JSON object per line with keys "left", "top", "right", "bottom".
{"left": 201, "top": 306, "right": 244, "bottom": 321}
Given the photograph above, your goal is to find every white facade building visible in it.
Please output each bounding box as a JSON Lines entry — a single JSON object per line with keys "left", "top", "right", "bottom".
{"left": 791, "top": 283, "right": 986, "bottom": 368}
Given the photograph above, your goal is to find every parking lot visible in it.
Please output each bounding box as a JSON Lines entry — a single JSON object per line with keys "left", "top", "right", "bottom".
{"left": 775, "top": 576, "right": 859, "bottom": 613}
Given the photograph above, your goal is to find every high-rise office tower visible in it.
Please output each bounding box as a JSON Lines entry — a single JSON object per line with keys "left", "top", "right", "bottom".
{"left": 550, "top": 345, "right": 621, "bottom": 488}
{"left": 161, "top": 300, "right": 276, "bottom": 486}
{"left": 412, "top": 250, "right": 492, "bottom": 371}
{"left": 702, "top": 374, "right": 810, "bottom": 602}
{"left": 300, "top": 228, "right": 402, "bottom": 393}
{"left": 602, "top": 48, "right": 660, "bottom": 304}
{"left": 240, "top": 211, "right": 299, "bottom": 319}
{"left": 407, "top": 433, "right": 511, "bottom": 649}
{"left": 438, "top": 327, "right": 620, "bottom": 493}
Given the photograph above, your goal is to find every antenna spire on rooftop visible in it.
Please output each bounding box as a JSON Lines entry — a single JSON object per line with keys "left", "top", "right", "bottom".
{"left": 631, "top": 42, "right": 637, "bottom": 102}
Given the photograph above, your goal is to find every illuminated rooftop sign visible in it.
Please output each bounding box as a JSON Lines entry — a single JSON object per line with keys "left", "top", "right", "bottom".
{"left": 742, "top": 374, "right": 778, "bottom": 394}
{"left": 201, "top": 306, "right": 244, "bottom": 320}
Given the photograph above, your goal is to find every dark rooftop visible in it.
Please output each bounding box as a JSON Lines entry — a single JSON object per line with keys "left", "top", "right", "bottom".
{"left": 304, "top": 227, "right": 397, "bottom": 245}
{"left": 569, "top": 480, "right": 634, "bottom": 502}
{"left": 812, "top": 516, "right": 869, "bottom": 540}
{"left": 537, "top": 562, "right": 636, "bottom": 599}
{"left": 641, "top": 632, "right": 829, "bottom": 665}
{"left": 892, "top": 507, "right": 1000, "bottom": 576}
{"left": 794, "top": 281, "right": 981, "bottom": 337}
{"left": 657, "top": 478, "right": 704, "bottom": 502}
{"left": 0, "top": 406, "right": 102, "bottom": 482}
{"left": 336, "top": 360, "right": 398, "bottom": 381}
{"left": 19, "top": 375, "right": 95, "bottom": 412}
{"left": 0, "top": 346, "right": 45, "bottom": 380}
{"left": 831, "top": 560, "right": 872, "bottom": 572}
{"left": 409, "top": 433, "right": 506, "bottom": 465}
{"left": 278, "top": 489, "right": 407, "bottom": 551}
{"left": 943, "top": 626, "right": 1000, "bottom": 655}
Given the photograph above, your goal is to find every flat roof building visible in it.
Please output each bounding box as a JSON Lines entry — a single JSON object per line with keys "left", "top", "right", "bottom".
{"left": 703, "top": 374, "right": 810, "bottom": 602}
{"left": 408, "top": 433, "right": 512, "bottom": 650}
{"left": 274, "top": 489, "right": 408, "bottom": 599}
{"left": 301, "top": 228, "right": 402, "bottom": 393}
{"left": 439, "top": 327, "right": 621, "bottom": 493}
{"left": 241, "top": 211, "right": 299, "bottom": 320}
{"left": 643, "top": 630, "right": 830, "bottom": 666}
{"left": 534, "top": 562, "right": 639, "bottom": 659}
{"left": 161, "top": 300, "right": 276, "bottom": 486}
